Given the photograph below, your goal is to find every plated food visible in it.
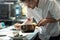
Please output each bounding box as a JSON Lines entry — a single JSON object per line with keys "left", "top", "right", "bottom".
{"left": 21, "top": 23, "right": 37, "bottom": 33}
{"left": 14, "top": 23, "right": 37, "bottom": 33}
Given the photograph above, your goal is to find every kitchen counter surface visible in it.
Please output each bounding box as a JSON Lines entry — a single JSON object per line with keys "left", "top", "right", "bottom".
{"left": 0, "top": 25, "right": 39, "bottom": 40}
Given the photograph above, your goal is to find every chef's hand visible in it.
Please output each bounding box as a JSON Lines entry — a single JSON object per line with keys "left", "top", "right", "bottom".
{"left": 14, "top": 23, "right": 22, "bottom": 30}
{"left": 38, "top": 19, "right": 48, "bottom": 26}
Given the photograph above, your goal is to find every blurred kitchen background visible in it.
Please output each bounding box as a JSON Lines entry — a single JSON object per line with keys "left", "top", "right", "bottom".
{"left": 0, "top": 0, "right": 27, "bottom": 26}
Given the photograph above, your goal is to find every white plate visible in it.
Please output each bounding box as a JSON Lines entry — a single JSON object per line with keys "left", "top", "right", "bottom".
{"left": 10, "top": 35, "right": 27, "bottom": 39}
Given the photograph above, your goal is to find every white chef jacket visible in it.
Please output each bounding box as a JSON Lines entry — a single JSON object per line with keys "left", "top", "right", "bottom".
{"left": 25, "top": 0, "right": 60, "bottom": 40}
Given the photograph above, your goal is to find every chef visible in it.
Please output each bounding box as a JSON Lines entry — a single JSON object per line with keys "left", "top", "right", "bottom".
{"left": 14, "top": 0, "right": 60, "bottom": 40}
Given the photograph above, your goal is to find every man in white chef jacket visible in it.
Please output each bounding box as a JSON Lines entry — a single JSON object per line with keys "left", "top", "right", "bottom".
{"left": 14, "top": 0, "right": 60, "bottom": 40}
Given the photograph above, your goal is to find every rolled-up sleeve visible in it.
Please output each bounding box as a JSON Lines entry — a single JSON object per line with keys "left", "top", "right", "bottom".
{"left": 48, "top": 0, "right": 60, "bottom": 20}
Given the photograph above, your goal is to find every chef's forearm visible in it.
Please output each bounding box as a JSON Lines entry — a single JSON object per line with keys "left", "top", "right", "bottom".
{"left": 22, "top": 18, "right": 33, "bottom": 24}
{"left": 58, "top": 19, "right": 60, "bottom": 22}
{"left": 46, "top": 18, "right": 57, "bottom": 23}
